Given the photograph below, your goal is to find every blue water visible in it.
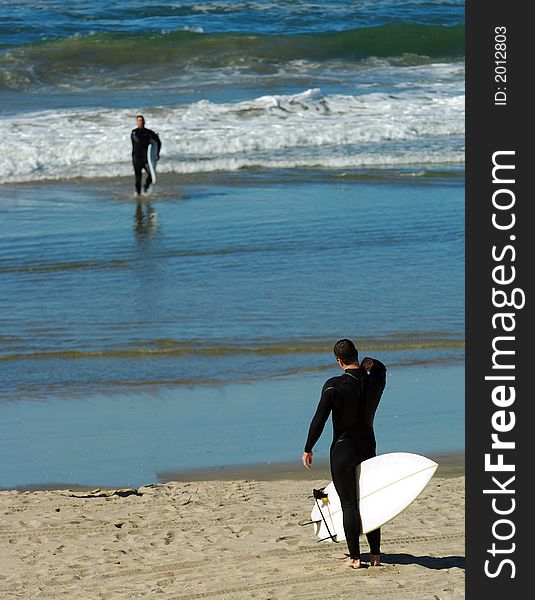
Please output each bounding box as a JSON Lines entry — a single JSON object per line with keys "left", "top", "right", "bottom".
{"left": 2, "top": 1, "right": 464, "bottom": 46}
{"left": 1, "top": 0, "right": 464, "bottom": 179}
{"left": 0, "top": 175, "right": 464, "bottom": 398}
{"left": 0, "top": 1, "right": 465, "bottom": 487}
{"left": 0, "top": 364, "right": 463, "bottom": 489}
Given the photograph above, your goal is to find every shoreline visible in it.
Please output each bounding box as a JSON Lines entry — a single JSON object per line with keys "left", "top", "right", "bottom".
{"left": 2, "top": 452, "right": 464, "bottom": 493}
{"left": 157, "top": 452, "right": 465, "bottom": 483}
{"left": 0, "top": 164, "right": 465, "bottom": 191}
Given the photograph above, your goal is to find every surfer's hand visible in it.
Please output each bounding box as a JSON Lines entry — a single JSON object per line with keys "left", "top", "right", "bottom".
{"left": 302, "top": 451, "right": 313, "bottom": 470}
{"left": 361, "top": 357, "right": 374, "bottom": 371}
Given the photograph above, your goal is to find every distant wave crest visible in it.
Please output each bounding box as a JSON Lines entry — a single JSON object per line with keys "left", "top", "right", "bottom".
{"left": 0, "top": 25, "right": 464, "bottom": 91}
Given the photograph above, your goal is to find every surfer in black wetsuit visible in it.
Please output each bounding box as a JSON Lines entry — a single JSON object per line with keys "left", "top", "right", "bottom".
{"left": 302, "top": 338, "right": 386, "bottom": 569}
{"left": 131, "top": 115, "right": 161, "bottom": 196}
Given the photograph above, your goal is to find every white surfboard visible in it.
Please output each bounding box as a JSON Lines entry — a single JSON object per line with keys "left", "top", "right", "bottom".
{"left": 310, "top": 452, "right": 438, "bottom": 541}
{"left": 147, "top": 140, "right": 158, "bottom": 184}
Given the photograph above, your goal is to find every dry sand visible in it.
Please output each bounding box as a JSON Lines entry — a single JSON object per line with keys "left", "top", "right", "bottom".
{"left": 0, "top": 474, "right": 464, "bottom": 599}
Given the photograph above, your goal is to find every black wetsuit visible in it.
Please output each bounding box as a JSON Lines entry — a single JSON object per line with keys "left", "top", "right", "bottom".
{"left": 131, "top": 127, "right": 161, "bottom": 194}
{"left": 304, "top": 359, "right": 386, "bottom": 559}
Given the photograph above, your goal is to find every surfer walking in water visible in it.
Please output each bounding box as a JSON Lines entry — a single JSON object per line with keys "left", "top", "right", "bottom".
{"left": 302, "top": 338, "right": 386, "bottom": 569}
{"left": 131, "top": 115, "right": 161, "bottom": 196}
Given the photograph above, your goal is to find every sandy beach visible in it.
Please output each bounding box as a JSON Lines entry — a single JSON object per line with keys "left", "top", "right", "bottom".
{"left": 0, "top": 463, "right": 464, "bottom": 600}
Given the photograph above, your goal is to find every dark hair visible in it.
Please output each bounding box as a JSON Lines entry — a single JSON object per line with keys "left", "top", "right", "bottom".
{"left": 136, "top": 114, "right": 145, "bottom": 124}
{"left": 333, "top": 339, "right": 358, "bottom": 365}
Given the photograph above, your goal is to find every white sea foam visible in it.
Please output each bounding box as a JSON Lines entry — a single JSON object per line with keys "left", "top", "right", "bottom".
{"left": 0, "top": 88, "right": 464, "bottom": 184}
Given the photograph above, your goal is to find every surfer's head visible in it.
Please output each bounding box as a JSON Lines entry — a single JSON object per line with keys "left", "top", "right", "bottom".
{"left": 333, "top": 339, "right": 359, "bottom": 368}
{"left": 136, "top": 115, "right": 145, "bottom": 128}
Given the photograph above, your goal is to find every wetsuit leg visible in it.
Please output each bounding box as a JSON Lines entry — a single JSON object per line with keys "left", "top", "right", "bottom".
{"left": 366, "top": 527, "right": 381, "bottom": 555}
{"left": 133, "top": 162, "right": 143, "bottom": 195}
{"left": 331, "top": 439, "right": 382, "bottom": 559}
{"left": 143, "top": 163, "right": 152, "bottom": 192}
{"left": 330, "top": 440, "right": 363, "bottom": 559}
{"left": 361, "top": 442, "right": 381, "bottom": 556}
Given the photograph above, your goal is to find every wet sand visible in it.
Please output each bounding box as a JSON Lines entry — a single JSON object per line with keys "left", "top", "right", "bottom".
{"left": 156, "top": 452, "right": 465, "bottom": 483}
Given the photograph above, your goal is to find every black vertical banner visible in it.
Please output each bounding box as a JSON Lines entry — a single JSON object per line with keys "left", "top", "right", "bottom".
{"left": 466, "top": 1, "right": 530, "bottom": 598}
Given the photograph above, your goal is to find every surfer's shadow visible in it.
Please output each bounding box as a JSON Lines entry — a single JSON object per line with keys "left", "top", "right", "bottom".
{"left": 376, "top": 553, "right": 465, "bottom": 570}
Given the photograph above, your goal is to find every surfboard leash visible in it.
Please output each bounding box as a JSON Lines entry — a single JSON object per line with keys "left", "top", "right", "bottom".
{"left": 312, "top": 488, "right": 338, "bottom": 544}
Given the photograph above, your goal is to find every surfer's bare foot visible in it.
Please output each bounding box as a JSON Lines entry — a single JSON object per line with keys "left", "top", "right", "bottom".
{"left": 370, "top": 554, "right": 381, "bottom": 566}
{"left": 347, "top": 558, "right": 363, "bottom": 569}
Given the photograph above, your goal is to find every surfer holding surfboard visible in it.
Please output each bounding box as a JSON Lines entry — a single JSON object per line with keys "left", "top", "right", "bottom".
{"left": 302, "top": 338, "right": 387, "bottom": 569}
{"left": 131, "top": 115, "right": 161, "bottom": 196}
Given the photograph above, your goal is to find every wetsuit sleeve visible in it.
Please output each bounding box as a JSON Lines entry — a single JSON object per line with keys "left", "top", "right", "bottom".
{"left": 365, "top": 358, "right": 386, "bottom": 427}
{"left": 363, "top": 357, "right": 387, "bottom": 406}
{"left": 304, "top": 384, "right": 335, "bottom": 452}
{"left": 148, "top": 130, "right": 162, "bottom": 158}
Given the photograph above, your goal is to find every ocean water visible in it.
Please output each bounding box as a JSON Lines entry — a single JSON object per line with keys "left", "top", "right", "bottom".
{"left": 0, "top": 0, "right": 464, "bottom": 182}
{"left": 0, "top": 364, "right": 463, "bottom": 488}
{"left": 0, "top": 0, "right": 465, "bottom": 486}
{"left": 0, "top": 175, "right": 464, "bottom": 396}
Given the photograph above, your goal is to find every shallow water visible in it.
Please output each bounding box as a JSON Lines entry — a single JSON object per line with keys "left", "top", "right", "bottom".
{"left": 0, "top": 173, "right": 464, "bottom": 400}
{"left": 0, "top": 363, "right": 463, "bottom": 489}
